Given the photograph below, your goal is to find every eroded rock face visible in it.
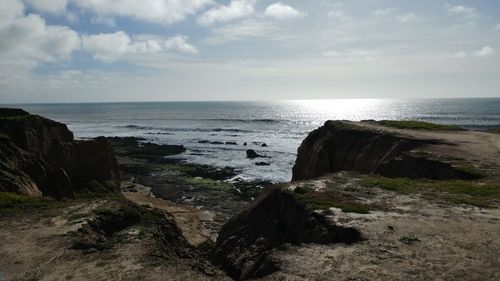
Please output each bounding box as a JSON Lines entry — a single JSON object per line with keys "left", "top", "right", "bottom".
{"left": 211, "top": 188, "right": 361, "bottom": 280}
{"left": 292, "top": 121, "right": 480, "bottom": 181}
{"left": 0, "top": 108, "right": 120, "bottom": 198}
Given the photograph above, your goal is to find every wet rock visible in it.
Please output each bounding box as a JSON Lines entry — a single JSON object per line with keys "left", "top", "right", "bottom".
{"left": 246, "top": 149, "right": 260, "bottom": 159}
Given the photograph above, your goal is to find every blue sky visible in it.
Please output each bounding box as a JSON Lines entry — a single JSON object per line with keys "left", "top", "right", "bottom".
{"left": 1, "top": 0, "right": 499, "bottom": 103}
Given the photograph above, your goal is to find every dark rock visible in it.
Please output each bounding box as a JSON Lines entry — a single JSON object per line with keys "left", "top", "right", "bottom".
{"left": 261, "top": 143, "right": 268, "bottom": 147}
{"left": 226, "top": 141, "right": 237, "bottom": 145}
{"left": 0, "top": 108, "right": 30, "bottom": 118}
{"left": 212, "top": 188, "right": 361, "bottom": 280}
{"left": 255, "top": 162, "right": 270, "bottom": 166}
{"left": 243, "top": 142, "right": 247, "bottom": 146}
{"left": 199, "top": 140, "right": 210, "bottom": 144}
{"left": 210, "top": 141, "right": 224, "bottom": 145}
{"left": 246, "top": 149, "right": 260, "bottom": 159}
{"left": 0, "top": 109, "right": 121, "bottom": 198}
{"left": 292, "top": 120, "right": 481, "bottom": 181}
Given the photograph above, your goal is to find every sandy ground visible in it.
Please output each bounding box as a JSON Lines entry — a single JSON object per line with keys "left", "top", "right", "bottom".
{"left": 0, "top": 199, "right": 229, "bottom": 281}
{"left": 356, "top": 122, "right": 500, "bottom": 173}
{"left": 122, "top": 180, "right": 217, "bottom": 245}
{"left": 261, "top": 174, "right": 500, "bottom": 281}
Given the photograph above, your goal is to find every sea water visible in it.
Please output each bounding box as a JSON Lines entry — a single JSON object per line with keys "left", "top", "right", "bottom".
{"left": 9, "top": 98, "right": 500, "bottom": 183}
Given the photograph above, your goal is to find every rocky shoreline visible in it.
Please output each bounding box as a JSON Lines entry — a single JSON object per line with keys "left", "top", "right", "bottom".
{"left": 1, "top": 110, "right": 499, "bottom": 280}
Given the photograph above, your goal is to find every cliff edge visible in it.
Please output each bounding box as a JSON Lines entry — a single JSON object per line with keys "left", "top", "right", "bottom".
{"left": 0, "top": 108, "right": 120, "bottom": 199}
{"left": 292, "top": 120, "right": 498, "bottom": 181}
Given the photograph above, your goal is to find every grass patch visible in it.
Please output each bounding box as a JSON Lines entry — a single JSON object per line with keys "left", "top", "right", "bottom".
{"left": 361, "top": 176, "right": 500, "bottom": 207}
{"left": 377, "top": 120, "right": 464, "bottom": 131}
{"left": 185, "top": 177, "right": 232, "bottom": 190}
{"left": 291, "top": 189, "right": 371, "bottom": 214}
{"left": 0, "top": 192, "right": 53, "bottom": 210}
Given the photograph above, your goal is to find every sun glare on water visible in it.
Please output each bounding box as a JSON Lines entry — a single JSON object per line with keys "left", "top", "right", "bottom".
{"left": 289, "top": 99, "right": 387, "bottom": 121}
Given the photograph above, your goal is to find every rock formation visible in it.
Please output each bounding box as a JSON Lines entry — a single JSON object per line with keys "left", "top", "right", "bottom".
{"left": 292, "top": 120, "right": 481, "bottom": 181}
{"left": 211, "top": 188, "right": 361, "bottom": 280}
{"left": 0, "top": 108, "right": 120, "bottom": 199}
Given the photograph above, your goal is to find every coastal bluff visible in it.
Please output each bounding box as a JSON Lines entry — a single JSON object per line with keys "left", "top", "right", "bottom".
{"left": 292, "top": 120, "right": 498, "bottom": 181}
{"left": 0, "top": 108, "right": 120, "bottom": 199}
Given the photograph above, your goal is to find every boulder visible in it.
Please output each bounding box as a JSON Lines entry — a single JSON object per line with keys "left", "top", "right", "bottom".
{"left": 246, "top": 149, "right": 260, "bottom": 159}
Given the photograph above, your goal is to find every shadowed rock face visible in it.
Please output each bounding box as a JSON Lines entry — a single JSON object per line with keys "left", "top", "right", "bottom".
{"left": 0, "top": 108, "right": 120, "bottom": 199}
{"left": 212, "top": 188, "right": 361, "bottom": 280}
{"left": 292, "top": 121, "right": 480, "bottom": 181}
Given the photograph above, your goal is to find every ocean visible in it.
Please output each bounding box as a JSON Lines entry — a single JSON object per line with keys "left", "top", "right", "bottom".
{"left": 8, "top": 98, "right": 500, "bottom": 183}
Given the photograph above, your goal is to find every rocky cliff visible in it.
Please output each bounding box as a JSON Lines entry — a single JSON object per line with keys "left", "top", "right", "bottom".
{"left": 0, "top": 108, "right": 120, "bottom": 199}
{"left": 292, "top": 120, "right": 481, "bottom": 181}
{"left": 211, "top": 188, "right": 361, "bottom": 280}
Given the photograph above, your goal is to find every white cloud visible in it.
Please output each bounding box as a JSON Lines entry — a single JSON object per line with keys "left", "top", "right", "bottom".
{"left": 0, "top": 0, "right": 24, "bottom": 27}
{"left": 164, "top": 36, "right": 199, "bottom": 54}
{"left": 446, "top": 5, "right": 479, "bottom": 20}
{"left": 82, "top": 31, "right": 197, "bottom": 62}
{"left": 73, "top": 0, "right": 213, "bottom": 24}
{"left": 0, "top": 12, "right": 80, "bottom": 63}
{"left": 373, "top": 8, "right": 394, "bottom": 16}
{"left": 395, "top": 12, "right": 420, "bottom": 23}
{"left": 25, "top": 0, "right": 69, "bottom": 14}
{"left": 265, "top": 2, "right": 302, "bottom": 20}
{"left": 327, "top": 10, "right": 351, "bottom": 21}
{"left": 474, "top": 46, "right": 494, "bottom": 57}
{"left": 198, "top": 0, "right": 255, "bottom": 26}
{"left": 203, "top": 19, "right": 278, "bottom": 45}
{"left": 452, "top": 51, "right": 467, "bottom": 58}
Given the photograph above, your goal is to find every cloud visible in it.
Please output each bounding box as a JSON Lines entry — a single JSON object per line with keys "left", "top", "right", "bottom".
{"left": 0, "top": 0, "right": 24, "bottom": 27}
{"left": 446, "top": 5, "right": 479, "bottom": 20}
{"left": 327, "top": 10, "right": 351, "bottom": 21}
{"left": 82, "top": 31, "right": 197, "bottom": 62}
{"left": 395, "top": 12, "right": 420, "bottom": 23}
{"left": 198, "top": 0, "right": 255, "bottom": 26}
{"left": 0, "top": 8, "right": 80, "bottom": 63}
{"left": 474, "top": 46, "right": 494, "bottom": 57}
{"left": 373, "top": 8, "right": 394, "bottom": 16}
{"left": 73, "top": 0, "right": 213, "bottom": 24}
{"left": 451, "top": 51, "right": 467, "bottom": 58}
{"left": 265, "top": 2, "right": 302, "bottom": 20}
{"left": 25, "top": 0, "right": 69, "bottom": 14}
{"left": 496, "top": 24, "right": 500, "bottom": 31}
{"left": 203, "top": 19, "right": 278, "bottom": 44}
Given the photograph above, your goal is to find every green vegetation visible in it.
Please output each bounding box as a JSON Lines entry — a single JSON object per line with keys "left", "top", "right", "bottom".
{"left": 361, "top": 176, "right": 500, "bottom": 207}
{"left": 0, "top": 192, "right": 53, "bottom": 210}
{"left": 185, "top": 177, "right": 232, "bottom": 190}
{"left": 291, "top": 187, "right": 372, "bottom": 214}
{"left": 377, "top": 120, "right": 464, "bottom": 131}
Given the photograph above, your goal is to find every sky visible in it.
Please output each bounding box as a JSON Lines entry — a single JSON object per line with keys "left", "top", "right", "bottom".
{"left": 0, "top": 0, "right": 499, "bottom": 103}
